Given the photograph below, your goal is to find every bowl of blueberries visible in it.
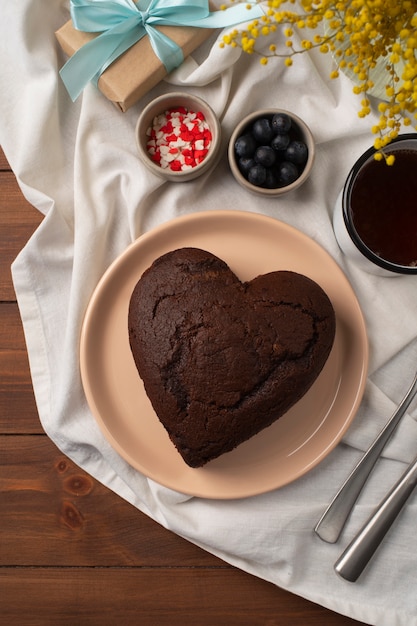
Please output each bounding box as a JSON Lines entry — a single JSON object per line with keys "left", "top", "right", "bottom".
{"left": 228, "top": 109, "right": 315, "bottom": 197}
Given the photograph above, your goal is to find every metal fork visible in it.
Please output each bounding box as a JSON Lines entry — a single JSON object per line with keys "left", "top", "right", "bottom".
{"left": 314, "top": 370, "right": 417, "bottom": 543}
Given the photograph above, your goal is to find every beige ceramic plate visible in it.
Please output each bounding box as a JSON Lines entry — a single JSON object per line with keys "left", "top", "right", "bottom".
{"left": 80, "top": 210, "right": 368, "bottom": 499}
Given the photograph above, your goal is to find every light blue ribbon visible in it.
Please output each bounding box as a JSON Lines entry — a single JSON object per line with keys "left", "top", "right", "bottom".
{"left": 59, "top": 0, "right": 264, "bottom": 101}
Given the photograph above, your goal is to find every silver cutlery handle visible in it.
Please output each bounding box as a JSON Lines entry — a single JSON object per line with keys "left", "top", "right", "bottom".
{"left": 335, "top": 456, "right": 417, "bottom": 582}
{"left": 314, "top": 373, "right": 417, "bottom": 543}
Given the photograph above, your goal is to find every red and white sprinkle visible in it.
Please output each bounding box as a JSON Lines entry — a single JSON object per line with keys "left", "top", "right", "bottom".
{"left": 146, "top": 106, "right": 212, "bottom": 172}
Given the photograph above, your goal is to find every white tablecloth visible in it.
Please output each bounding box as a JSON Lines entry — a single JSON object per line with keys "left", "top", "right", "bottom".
{"left": 2, "top": 2, "right": 417, "bottom": 624}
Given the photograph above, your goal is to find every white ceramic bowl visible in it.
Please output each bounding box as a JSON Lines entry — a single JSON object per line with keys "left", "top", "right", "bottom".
{"left": 333, "top": 134, "right": 417, "bottom": 276}
{"left": 228, "top": 108, "right": 315, "bottom": 197}
{"left": 136, "top": 92, "right": 221, "bottom": 182}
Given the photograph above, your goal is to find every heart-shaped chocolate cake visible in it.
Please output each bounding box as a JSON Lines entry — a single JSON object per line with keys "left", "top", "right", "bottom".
{"left": 128, "top": 248, "right": 336, "bottom": 468}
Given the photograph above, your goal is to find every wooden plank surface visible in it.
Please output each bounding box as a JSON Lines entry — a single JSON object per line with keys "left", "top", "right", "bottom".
{"left": 0, "top": 569, "right": 355, "bottom": 626}
{"left": 0, "top": 146, "right": 363, "bottom": 625}
{"left": 0, "top": 168, "right": 43, "bottom": 300}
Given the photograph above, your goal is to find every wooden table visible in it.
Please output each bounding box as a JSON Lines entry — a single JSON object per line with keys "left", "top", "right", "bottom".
{"left": 0, "top": 147, "right": 365, "bottom": 625}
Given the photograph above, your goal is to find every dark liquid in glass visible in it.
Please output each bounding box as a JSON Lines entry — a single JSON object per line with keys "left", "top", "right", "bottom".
{"left": 350, "top": 149, "right": 417, "bottom": 267}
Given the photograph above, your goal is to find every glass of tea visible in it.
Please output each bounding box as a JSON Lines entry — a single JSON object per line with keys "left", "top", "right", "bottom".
{"left": 333, "top": 134, "right": 417, "bottom": 276}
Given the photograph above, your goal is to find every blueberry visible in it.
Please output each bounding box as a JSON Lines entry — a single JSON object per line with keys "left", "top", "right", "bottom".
{"left": 271, "top": 133, "right": 290, "bottom": 152}
{"left": 248, "top": 164, "right": 267, "bottom": 186}
{"left": 285, "top": 140, "right": 308, "bottom": 165}
{"left": 255, "top": 145, "right": 276, "bottom": 167}
{"left": 272, "top": 113, "right": 292, "bottom": 134}
{"left": 263, "top": 168, "right": 279, "bottom": 189}
{"left": 252, "top": 118, "right": 274, "bottom": 143}
{"left": 234, "top": 134, "right": 257, "bottom": 158}
{"left": 238, "top": 157, "right": 256, "bottom": 175}
{"left": 278, "top": 161, "right": 299, "bottom": 186}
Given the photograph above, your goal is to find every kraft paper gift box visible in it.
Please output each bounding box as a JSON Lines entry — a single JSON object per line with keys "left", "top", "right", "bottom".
{"left": 55, "top": 19, "right": 213, "bottom": 112}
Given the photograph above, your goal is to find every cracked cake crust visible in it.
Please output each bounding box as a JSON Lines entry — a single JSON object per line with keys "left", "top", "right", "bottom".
{"left": 128, "top": 247, "right": 336, "bottom": 468}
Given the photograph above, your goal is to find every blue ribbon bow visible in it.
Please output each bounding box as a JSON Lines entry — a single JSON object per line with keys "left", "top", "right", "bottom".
{"left": 60, "top": 0, "right": 264, "bottom": 101}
